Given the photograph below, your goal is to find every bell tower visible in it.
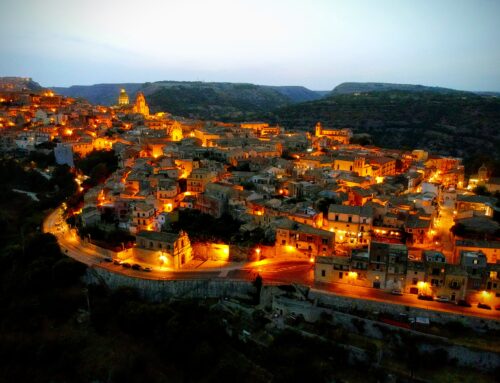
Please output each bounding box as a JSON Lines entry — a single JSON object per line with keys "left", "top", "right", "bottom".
{"left": 133, "top": 92, "right": 150, "bottom": 116}
{"left": 315, "top": 122, "right": 322, "bottom": 137}
{"left": 354, "top": 157, "right": 365, "bottom": 176}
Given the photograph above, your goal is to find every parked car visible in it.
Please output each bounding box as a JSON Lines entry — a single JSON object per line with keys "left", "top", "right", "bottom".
{"left": 477, "top": 303, "right": 492, "bottom": 310}
{"left": 390, "top": 289, "right": 403, "bottom": 296}
{"left": 132, "top": 264, "right": 142, "bottom": 270}
{"left": 456, "top": 300, "right": 472, "bottom": 307}
{"left": 143, "top": 267, "right": 152, "bottom": 272}
{"left": 435, "top": 296, "right": 450, "bottom": 303}
{"left": 418, "top": 294, "right": 433, "bottom": 301}
{"left": 103, "top": 257, "right": 112, "bottom": 263}
{"left": 121, "top": 263, "right": 131, "bottom": 268}
{"left": 113, "top": 259, "right": 121, "bottom": 265}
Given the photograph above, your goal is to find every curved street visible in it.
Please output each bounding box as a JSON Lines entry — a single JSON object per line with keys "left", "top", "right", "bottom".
{"left": 43, "top": 207, "right": 500, "bottom": 320}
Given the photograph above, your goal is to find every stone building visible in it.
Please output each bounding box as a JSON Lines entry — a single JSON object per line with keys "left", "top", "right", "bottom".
{"left": 326, "top": 204, "right": 373, "bottom": 245}
{"left": 187, "top": 168, "right": 217, "bottom": 193}
{"left": 314, "top": 122, "right": 352, "bottom": 144}
{"left": 368, "top": 241, "right": 408, "bottom": 290}
{"left": 131, "top": 202, "right": 156, "bottom": 233}
{"left": 275, "top": 218, "right": 335, "bottom": 258}
{"left": 135, "top": 230, "right": 192, "bottom": 269}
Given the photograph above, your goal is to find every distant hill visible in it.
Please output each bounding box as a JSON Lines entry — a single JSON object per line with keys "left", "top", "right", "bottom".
{"left": 0, "top": 77, "right": 44, "bottom": 92}
{"left": 50, "top": 79, "right": 500, "bottom": 172}
{"left": 263, "top": 90, "right": 500, "bottom": 174}
{"left": 267, "top": 86, "right": 327, "bottom": 102}
{"left": 475, "top": 91, "right": 500, "bottom": 97}
{"left": 330, "top": 82, "right": 464, "bottom": 95}
{"left": 52, "top": 83, "right": 144, "bottom": 105}
{"left": 53, "top": 81, "right": 328, "bottom": 120}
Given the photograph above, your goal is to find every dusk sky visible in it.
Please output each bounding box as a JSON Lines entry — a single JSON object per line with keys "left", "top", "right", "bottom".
{"left": 1, "top": 0, "right": 499, "bottom": 91}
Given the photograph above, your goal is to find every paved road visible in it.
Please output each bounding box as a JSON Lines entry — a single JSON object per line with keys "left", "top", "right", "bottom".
{"left": 313, "top": 281, "right": 500, "bottom": 320}
{"left": 43, "top": 208, "right": 499, "bottom": 320}
{"left": 43, "top": 208, "right": 312, "bottom": 281}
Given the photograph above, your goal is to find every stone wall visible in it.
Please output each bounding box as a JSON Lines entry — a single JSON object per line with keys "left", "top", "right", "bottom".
{"left": 267, "top": 287, "right": 500, "bottom": 372}
{"left": 84, "top": 266, "right": 256, "bottom": 302}
{"left": 308, "top": 288, "right": 500, "bottom": 331}
{"left": 81, "top": 237, "right": 130, "bottom": 259}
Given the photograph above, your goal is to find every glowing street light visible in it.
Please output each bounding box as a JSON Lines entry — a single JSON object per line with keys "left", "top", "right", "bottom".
{"left": 159, "top": 252, "right": 168, "bottom": 267}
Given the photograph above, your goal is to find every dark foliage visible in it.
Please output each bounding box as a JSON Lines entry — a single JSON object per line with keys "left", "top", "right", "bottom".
{"left": 75, "top": 149, "right": 118, "bottom": 187}
{"left": 264, "top": 91, "right": 500, "bottom": 174}
{"left": 170, "top": 209, "right": 242, "bottom": 242}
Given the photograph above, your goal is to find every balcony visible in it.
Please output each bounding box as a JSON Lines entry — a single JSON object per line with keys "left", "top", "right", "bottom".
{"left": 448, "top": 283, "right": 462, "bottom": 290}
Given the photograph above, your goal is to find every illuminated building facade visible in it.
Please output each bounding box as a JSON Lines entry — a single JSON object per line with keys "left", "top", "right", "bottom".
{"left": 314, "top": 122, "right": 352, "bottom": 144}
{"left": 133, "top": 92, "right": 150, "bottom": 116}
{"left": 326, "top": 204, "right": 373, "bottom": 245}
{"left": 368, "top": 241, "right": 408, "bottom": 290}
{"left": 118, "top": 88, "right": 129, "bottom": 105}
{"left": 136, "top": 230, "right": 192, "bottom": 269}
{"left": 187, "top": 168, "right": 217, "bottom": 193}
{"left": 131, "top": 202, "right": 156, "bottom": 233}
{"left": 275, "top": 219, "right": 335, "bottom": 258}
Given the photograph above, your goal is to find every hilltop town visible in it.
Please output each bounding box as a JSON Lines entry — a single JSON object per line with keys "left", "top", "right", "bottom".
{"left": 1, "top": 77, "right": 499, "bottom": 313}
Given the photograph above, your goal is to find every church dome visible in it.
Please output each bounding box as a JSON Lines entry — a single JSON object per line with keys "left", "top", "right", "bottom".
{"left": 118, "top": 88, "right": 129, "bottom": 105}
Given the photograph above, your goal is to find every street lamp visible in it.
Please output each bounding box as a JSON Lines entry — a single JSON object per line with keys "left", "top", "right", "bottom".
{"left": 480, "top": 290, "right": 491, "bottom": 303}
{"left": 159, "top": 250, "right": 167, "bottom": 268}
{"left": 255, "top": 247, "right": 261, "bottom": 261}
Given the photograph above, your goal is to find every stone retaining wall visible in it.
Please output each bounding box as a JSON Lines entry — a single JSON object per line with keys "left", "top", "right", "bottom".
{"left": 84, "top": 266, "right": 256, "bottom": 301}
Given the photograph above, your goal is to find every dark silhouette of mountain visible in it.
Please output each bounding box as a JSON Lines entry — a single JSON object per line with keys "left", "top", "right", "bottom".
{"left": 330, "top": 82, "right": 465, "bottom": 95}
{"left": 52, "top": 83, "right": 144, "bottom": 105}
{"left": 52, "top": 81, "right": 329, "bottom": 120}
{"left": 267, "top": 86, "right": 327, "bottom": 102}
{"left": 264, "top": 90, "right": 500, "bottom": 174}
{"left": 50, "top": 79, "right": 500, "bottom": 172}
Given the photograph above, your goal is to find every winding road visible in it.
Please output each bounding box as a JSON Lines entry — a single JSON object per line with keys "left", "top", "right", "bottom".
{"left": 43, "top": 208, "right": 499, "bottom": 320}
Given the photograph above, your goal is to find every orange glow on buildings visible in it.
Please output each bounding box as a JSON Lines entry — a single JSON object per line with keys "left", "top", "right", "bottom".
{"left": 159, "top": 254, "right": 168, "bottom": 264}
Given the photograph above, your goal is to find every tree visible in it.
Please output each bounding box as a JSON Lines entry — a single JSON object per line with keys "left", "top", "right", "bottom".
{"left": 52, "top": 258, "right": 87, "bottom": 286}
{"left": 252, "top": 274, "right": 263, "bottom": 304}
{"left": 450, "top": 223, "right": 466, "bottom": 237}
{"left": 316, "top": 198, "right": 336, "bottom": 216}
{"left": 473, "top": 185, "right": 491, "bottom": 196}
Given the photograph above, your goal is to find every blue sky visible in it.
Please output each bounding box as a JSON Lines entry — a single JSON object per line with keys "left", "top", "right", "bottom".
{"left": 1, "top": 0, "right": 499, "bottom": 90}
